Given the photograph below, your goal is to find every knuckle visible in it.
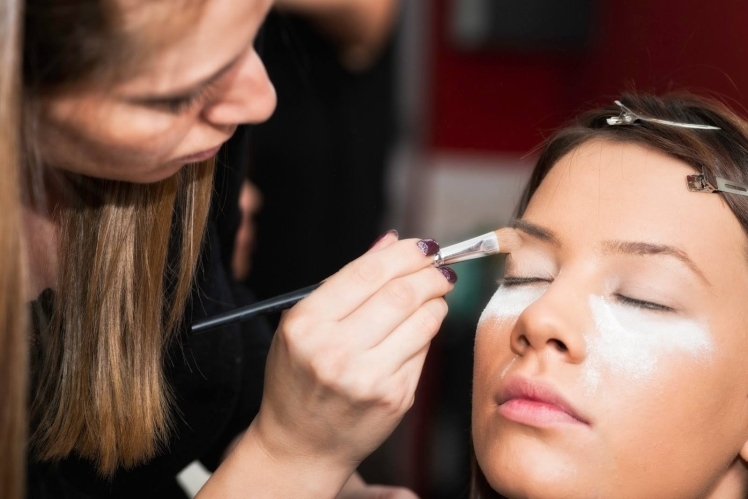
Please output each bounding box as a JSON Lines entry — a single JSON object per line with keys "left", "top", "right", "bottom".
{"left": 417, "top": 302, "right": 446, "bottom": 334}
{"left": 347, "top": 374, "right": 377, "bottom": 402}
{"left": 350, "top": 258, "right": 383, "bottom": 286}
{"left": 280, "top": 310, "right": 311, "bottom": 341}
{"left": 384, "top": 281, "right": 417, "bottom": 310}
{"left": 310, "top": 349, "right": 348, "bottom": 387}
{"left": 379, "top": 391, "right": 402, "bottom": 414}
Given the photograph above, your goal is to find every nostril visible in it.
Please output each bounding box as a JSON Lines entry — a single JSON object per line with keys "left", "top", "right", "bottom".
{"left": 549, "top": 339, "right": 568, "bottom": 353}
{"left": 518, "top": 335, "right": 530, "bottom": 348}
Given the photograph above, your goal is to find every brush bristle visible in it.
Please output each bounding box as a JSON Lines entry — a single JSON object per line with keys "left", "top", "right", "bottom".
{"left": 495, "top": 227, "right": 522, "bottom": 253}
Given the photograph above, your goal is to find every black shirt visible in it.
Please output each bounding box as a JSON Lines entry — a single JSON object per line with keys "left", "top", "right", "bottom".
{"left": 247, "top": 12, "right": 397, "bottom": 304}
{"left": 27, "top": 130, "right": 271, "bottom": 499}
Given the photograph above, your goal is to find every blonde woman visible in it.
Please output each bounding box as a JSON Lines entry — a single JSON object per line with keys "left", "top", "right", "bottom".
{"left": 0, "top": 0, "right": 454, "bottom": 498}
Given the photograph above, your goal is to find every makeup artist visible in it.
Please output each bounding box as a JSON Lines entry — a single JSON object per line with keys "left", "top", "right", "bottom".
{"left": 0, "top": 1, "right": 455, "bottom": 498}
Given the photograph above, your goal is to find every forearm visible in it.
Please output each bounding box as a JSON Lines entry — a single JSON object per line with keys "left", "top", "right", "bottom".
{"left": 274, "top": 0, "right": 399, "bottom": 69}
{"left": 197, "top": 420, "right": 356, "bottom": 499}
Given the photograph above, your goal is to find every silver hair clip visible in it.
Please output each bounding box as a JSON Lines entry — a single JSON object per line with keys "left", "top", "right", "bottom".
{"left": 606, "top": 100, "right": 721, "bottom": 130}
{"left": 687, "top": 173, "right": 748, "bottom": 198}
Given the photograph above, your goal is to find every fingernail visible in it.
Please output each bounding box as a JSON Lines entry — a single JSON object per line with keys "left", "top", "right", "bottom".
{"left": 369, "top": 229, "right": 399, "bottom": 249}
{"left": 439, "top": 266, "right": 458, "bottom": 284}
{"left": 417, "top": 238, "right": 440, "bottom": 256}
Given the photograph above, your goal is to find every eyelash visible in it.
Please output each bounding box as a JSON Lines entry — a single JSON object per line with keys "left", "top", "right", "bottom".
{"left": 500, "top": 277, "right": 674, "bottom": 312}
{"left": 156, "top": 83, "right": 217, "bottom": 114}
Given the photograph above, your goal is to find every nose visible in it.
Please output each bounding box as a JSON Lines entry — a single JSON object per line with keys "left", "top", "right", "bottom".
{"left": 202, "top": 49, "right": 277, "bottom": 126}
{"left": 510, "top": 283, "right": 588, "bottom": 364}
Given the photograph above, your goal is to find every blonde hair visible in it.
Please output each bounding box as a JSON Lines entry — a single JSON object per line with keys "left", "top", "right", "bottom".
{"left": 0, "top": 0, "right": 28, "bottom": 497}
{"left": 31, "top": 162, "right": 214, "bottom": 475}
{"left": 0, "top": 0, "right": 216, "bottom": 494}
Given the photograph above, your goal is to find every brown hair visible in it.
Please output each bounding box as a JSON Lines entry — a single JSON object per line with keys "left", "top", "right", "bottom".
{"left": 470, "top": 92, "right": 748, "bottom": 498}
{"left": 0, "top": 0, "right": 214, "bottom": 495}
{"left": 0, "top": 0, "right": 29, "bottom": 498}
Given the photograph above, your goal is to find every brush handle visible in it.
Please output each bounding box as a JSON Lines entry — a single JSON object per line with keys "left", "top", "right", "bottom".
{"left": 191, "top": 282, "right": 323, "bottom": 335}
{"left": 193, "top": 232, "right": 504, "bottom": 335}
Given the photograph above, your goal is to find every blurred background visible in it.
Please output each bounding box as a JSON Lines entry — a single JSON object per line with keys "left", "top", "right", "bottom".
{"left": 226, "top": 1, "right": 748, "bottom": 497}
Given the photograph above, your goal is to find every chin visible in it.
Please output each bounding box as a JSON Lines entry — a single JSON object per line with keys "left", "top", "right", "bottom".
{"left": 477, "top": 431, "right": 601, "bottom": 499}
{"left": 112, "top": 161, "right": 187, "bottom": 184}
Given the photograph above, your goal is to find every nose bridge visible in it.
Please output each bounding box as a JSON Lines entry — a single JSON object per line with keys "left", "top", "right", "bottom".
{"left": 203, "top": 49, "right": 277, "bottom": 126}
{"left": 511, "top": 273, "right": 592, "bottom": 362}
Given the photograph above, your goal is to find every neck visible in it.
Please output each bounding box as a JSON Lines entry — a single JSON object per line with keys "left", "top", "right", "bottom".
{"left": 22, "top": 204, "right": 58, "bottom": 301}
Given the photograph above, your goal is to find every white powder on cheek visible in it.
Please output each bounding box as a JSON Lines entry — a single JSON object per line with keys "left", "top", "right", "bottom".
{"left": 583, "top": 295, "right": 714, "bottom": 391}
{"left": 478, "top": 285, "right": 548, "bottom": 326}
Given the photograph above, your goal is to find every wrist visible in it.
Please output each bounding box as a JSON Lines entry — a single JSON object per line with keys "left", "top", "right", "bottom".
{"left": 201, "top": 418, "right": 356, "bottom": 499}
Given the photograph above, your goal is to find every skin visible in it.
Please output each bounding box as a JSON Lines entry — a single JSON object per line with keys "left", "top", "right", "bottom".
{"left": 473, "top": 140, "right": 748, "bottom": 499}
{"left": 39, "top": 0, "right": 276, "bottom": 184}
{"left": 26, "top": 0, "right": 444, "bottom": 497}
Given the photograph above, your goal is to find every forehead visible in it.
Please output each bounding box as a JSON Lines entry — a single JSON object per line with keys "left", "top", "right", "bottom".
{"left": 524, "top": 140, "right": 747, "bottom": 263}
{"left": 116, "top": 0, "right": 271, "bottom": 93}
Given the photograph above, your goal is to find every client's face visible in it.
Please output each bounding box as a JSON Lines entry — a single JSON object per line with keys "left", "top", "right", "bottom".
{"left": 473, "top": 139, "right": 748, "bottom": 499}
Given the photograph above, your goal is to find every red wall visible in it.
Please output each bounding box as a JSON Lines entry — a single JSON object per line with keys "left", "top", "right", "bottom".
{"left": 429, "top": 0, "right": 748, "bottom": 154}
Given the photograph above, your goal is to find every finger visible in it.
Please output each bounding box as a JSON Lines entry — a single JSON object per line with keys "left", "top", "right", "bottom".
{"left": 298, "top": 237, "right": 441, "bottom": 321}
{"left": 366, "top": 229, "right": 399, "bottom": 254}
{"left": 340, "top": 266, "right": 452, "bottom": 349}
{"left": 371, "top": 343, "right": 431, "bottom": 419}
{"left": 369, "top": 297, "right": 447, "bottom": 374}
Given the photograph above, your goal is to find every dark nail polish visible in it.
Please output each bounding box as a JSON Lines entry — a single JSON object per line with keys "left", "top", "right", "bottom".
{"left": 439, "top": 266, "right": 458, "bottom": 284}
{"left": 369, "top": 229, "right": 399, "bottom": 249}
{"left": 417, "top": 238, "right": 440, "bottom": 256}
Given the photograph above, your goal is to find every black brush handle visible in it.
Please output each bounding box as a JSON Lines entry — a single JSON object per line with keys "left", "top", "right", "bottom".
{"left": 191, "top": 282, "right": 323, "bottom": 335}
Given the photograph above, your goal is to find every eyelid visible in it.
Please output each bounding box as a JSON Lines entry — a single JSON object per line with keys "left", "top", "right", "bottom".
{"left": 500, "top": 278, "right": 675, "bottom": 313}
{"left": 615, "top": 294, "right": 674, "bottom": 313}
{"left": 148, "top": 79, "right": 220, "bottom": 113}
{"left": 499, "top": 276, "right": 553, "bottom": 286}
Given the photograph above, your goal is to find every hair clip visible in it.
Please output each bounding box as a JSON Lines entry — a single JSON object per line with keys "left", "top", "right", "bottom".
{"left": 687, "top": 173, "right": 748, "bottom": 198}
{"left": 607, "top": 100, "right": 721, "bottom": 130}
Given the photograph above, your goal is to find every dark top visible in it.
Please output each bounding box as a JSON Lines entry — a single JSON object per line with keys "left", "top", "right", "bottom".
{"left": 247, "top": 12, "right": 397, "bottom": 304}
{"left": 26, "top": 127, "right": 271, "bottom": 499}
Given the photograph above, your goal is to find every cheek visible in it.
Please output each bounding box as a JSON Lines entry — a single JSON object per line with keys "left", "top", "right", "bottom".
{"left": 477, "top": 286, "right": 548, "bottom": 330}
{"left": 47, "top": 97, "right": 191, "bottom": 162}
{"left": 474, "top": 286, "right": 547, "bottom": 392}
{"left": 82, "top": 107, "right": 190, "bottom": 158}
{"left": 582, "top": 296, "right": 715, "bottom": 395}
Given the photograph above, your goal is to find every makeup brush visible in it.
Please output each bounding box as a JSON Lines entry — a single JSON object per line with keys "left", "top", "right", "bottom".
{"left": 191, "top": 228, "right": 522, "bottom": 335}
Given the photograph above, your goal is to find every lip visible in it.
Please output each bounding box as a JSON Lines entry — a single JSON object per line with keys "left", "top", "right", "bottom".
{"left": 496, "top": 376, "right": 590, "bottom": 427}
{"left": 176, "top": 145, "right": 222, "bottom": 163}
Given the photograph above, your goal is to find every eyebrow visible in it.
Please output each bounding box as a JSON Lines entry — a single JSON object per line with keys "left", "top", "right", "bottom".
{"left": 513, "top": 219, "right": 562, "bottom": 246}
{"left": 602, "top": 240, "right": 710, "bottom": 285}
{"left": 513, "top": 219, "right": 710, "bottom": 285}
{"left": 128, "top": 51, "right": 244, "bottom": 104}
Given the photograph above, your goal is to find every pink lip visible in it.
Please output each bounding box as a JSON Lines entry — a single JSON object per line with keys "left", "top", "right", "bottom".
{"left": 176, "top": 145, "right": 222, "bottom": 163}
{"left": 496, "top": 377, "right": 590, "bottom": 427}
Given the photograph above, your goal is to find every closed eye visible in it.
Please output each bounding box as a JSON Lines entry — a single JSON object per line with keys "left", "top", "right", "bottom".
{"left": 142, "top": 80, "right": 219, "bottom": 114}
{"left": 501, "top": 278, "right": 673, "bottom": 312}
{"left": 158, "top": 93, "right": 204, "bottom": 114}
{"left": 153, "top": 88, "right": 209, "bottom": 114}
{"left": 615, "top": 294, "right": 673, "bottom": 312}
{"left": 500, "top": 277, "right": 553, "bottom": 287}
